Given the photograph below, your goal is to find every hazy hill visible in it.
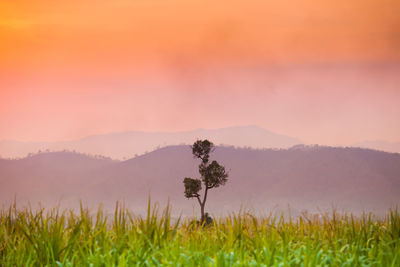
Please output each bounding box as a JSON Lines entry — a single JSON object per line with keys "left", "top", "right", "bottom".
{"left": 354, "top": 140, "right": 400, "bottom": 154}
{"left": 0, "top": 152, "right": 116, "bottom": 209}
{"left": 0, "top": 126, "right": 302, "bottom": 160}
{"left": 1, "top": 146, "right": 399, "bottom": 216}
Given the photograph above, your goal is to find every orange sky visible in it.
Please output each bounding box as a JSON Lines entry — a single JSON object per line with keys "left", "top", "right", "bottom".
{"left": 1, "top": 0, "right": 400, "bottom": 145}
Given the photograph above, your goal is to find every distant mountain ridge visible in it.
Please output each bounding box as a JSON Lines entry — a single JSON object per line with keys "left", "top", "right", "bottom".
{"left": 1, "top": 145, "right": 399, "bottom": 216}
{"left": 0, "top": 126, "right": 302, "bottom": 160}
{"left": 353, "top": 140, "right": 400, "bottom": 154}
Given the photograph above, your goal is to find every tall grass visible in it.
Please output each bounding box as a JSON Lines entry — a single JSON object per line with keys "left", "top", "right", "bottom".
{"left": 1, "top": 201, "right": 399, "bottom": 266}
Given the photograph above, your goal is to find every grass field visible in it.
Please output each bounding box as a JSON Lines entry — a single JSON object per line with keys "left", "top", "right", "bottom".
{"left": 1, "top": 201, "right": 399, "bottom": 266}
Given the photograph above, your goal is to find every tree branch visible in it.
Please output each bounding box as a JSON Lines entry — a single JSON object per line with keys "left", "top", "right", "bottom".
{"left": 196, "top": 195, "right": 202, "bottom": 206}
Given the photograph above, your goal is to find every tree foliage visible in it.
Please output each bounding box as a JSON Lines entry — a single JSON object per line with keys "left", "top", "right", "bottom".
{"left": 183, "top": 178, "right": 201, "bottom": 198}
{"left": 192, "top": 139, "right": 214, "bottom": 164}
{"left": 199, "top": 160, "right": 228, "bottom": 189}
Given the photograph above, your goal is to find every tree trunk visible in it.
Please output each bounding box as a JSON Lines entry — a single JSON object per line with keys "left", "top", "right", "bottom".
{"left": 200, "top": 187, "right": 209, "bottom": 222}
{"left": 200, "top": 203, "right": 205, "bottom": 222}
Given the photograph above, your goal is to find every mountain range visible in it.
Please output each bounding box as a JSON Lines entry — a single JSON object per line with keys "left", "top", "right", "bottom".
{"left": 354, "top": 140, "right": 400, "bottom": 154}
{"left": 2, "top": 126, "right": 399, "bottom": 160}
{"left": 1, "top": 145, "right": 399, "bottom": 216}
{"left": 0, "top": 126, "right": 302, "bottom": 160}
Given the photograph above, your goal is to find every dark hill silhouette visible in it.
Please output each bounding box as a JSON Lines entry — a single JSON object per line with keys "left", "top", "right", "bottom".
{"left": 0, "top": 146, "right": 399, "bottom": 216}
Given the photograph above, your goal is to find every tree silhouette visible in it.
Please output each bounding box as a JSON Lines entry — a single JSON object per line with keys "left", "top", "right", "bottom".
{"left": 183, "top": 140, "right": 228, "bottom": 222}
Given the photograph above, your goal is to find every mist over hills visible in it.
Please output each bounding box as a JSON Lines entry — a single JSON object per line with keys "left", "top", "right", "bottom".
{"left": 353, "top": 140, "right": 400, "bottom": 154}
{"left": 1, "top": 145, "right": 399, "bottom": 216}
{"left": 2, "top": 126, "right": 399, "bottom": 160}
{"left": 0, "top": 126, "right": 301, "bottom": 159}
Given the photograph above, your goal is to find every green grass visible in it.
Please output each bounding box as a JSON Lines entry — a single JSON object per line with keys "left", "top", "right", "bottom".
{"left": 1, "top": 201, "right": 399, "bottom": 266}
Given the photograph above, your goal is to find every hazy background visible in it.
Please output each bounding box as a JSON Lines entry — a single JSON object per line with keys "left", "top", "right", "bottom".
{"left": 1, "top": 0, "right": 400, "bottom": 215}
{"left": 1, "top": 0, "right": 400, "bottom": 147}
{"left": 1, "top": 145, "right": 400, "bottom": 216}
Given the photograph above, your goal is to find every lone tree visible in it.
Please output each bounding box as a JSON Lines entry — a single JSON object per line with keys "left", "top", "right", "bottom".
{"left": 183, "top": 140, "right": 228, "bottom": 222}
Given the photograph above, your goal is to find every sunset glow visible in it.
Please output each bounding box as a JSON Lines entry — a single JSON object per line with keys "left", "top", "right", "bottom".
{"left": 1, "top": 0, "right": 399, "bottom": 145}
